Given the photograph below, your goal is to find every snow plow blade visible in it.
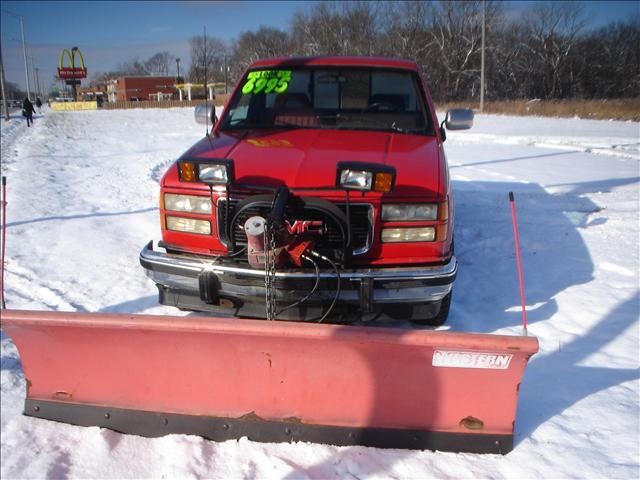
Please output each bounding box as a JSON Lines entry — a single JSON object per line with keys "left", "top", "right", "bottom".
{"left": 1, "top": 309, "right": 538, "bottom": 454}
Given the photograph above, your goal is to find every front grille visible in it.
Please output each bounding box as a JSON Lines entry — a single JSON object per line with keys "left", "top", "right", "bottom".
{"left": 218, "top": 199, "right": 372, "bottom": 255}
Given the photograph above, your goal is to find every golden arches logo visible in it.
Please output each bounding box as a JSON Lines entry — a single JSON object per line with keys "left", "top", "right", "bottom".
{"left": 57, "top": 47, "right": 87, "bottom": 79}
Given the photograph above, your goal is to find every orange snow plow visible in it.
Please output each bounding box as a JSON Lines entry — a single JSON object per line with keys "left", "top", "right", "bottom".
{"left": 1, "top": 309, "right": 537, "bottom": 454}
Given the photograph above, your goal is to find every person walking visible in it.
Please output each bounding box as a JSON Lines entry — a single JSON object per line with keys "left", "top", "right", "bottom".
{"left": 22, "top": 97, "right": 35, "bottom": 127}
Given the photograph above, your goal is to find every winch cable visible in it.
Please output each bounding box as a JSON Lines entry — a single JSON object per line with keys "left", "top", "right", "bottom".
{"left": 275, "top": 254, "right": 320, "bottom": 317}
{"left": 264, "top": 219, "right": 277, "bottom": 320}
{"left": 212, "top": 246, "right": 247, "bottom": 263}
{"left": 309, "top": 250, "right": 341, "bottom": 323}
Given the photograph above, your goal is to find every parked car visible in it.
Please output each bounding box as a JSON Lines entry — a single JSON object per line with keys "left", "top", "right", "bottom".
{"left": 140, "top": 56, "right": 473, "bottom": 325}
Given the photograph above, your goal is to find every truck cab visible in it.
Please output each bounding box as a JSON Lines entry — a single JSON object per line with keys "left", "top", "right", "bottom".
{"left": 140, "top": 56, "right": 472, "bottom": 324}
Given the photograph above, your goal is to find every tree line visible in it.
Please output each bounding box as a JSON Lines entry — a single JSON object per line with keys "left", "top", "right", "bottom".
{"left": 97, "top": 1, "right": 640, "bottom": 102}
{"left": 91, "top": 51, "right": 175, "bottom": 85}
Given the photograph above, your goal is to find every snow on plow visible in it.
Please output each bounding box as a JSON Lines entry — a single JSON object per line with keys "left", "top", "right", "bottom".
{"left": 1, "top": 309, "right": 537, "bottom": 454}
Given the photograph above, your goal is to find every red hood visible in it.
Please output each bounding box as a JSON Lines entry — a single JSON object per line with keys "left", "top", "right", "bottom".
{"left": 165, "top": 129, "right": 443, "bottom": 198}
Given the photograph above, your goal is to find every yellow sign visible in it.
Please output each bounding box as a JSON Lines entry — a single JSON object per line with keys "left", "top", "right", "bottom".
{"left": 51, "top": 101, "right": 97, "bottom": 111}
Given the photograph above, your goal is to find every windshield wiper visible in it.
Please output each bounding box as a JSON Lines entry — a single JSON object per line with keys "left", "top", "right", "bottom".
{"left": 273, "top": 121, "right": 312, "bottom": 129}
{"left": 328, "top": 119, "right": 426, "bottom": 135}
{"left": 224, "top": 121, "right": 310, "bottom": 130}
{"left": 316, "top": 113, "right": 352, "bottom": 122}
{"left": 388, "top": 122, "right": 425, "bottom": 134}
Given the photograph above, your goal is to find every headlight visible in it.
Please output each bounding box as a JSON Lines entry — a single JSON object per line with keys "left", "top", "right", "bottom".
{"left": 166, "top": 216, "right": 211, "bottom": 235}
{"left": 340, "top": 169, "right": 372, "bottom": 190}
{"left": 336, "top": 161, "right": 396, "bottom": 193}
{"left": 381, "top": 204, "right": 438, "bottom": 221}
{"left": 178, "top": 158, "right": 235, "bottom": 185}
{"left": 164, "top": 194, "right": 211, "bottom": 214}
{"left": 199, "top": 164, "right": 228, "bottom": 184}
{"left": 381, "top": 227, "right": 435, "bottom": 243}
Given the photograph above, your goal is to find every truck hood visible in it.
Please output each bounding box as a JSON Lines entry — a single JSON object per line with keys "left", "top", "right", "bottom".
{"left": 170, "top": 129, "right": 443, "bottom": 198}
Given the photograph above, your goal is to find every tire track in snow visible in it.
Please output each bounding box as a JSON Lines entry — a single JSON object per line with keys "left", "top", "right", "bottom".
{"left": 4, "top": 259, "right": 86, "bottom": 311}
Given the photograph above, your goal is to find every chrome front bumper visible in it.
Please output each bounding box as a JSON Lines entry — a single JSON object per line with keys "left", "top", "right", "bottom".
{"left": 140, "top": 241, "right": 457, "bottom": 320}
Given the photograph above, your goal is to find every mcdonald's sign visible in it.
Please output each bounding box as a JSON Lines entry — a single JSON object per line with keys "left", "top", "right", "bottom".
{"left": 57, "top": 47, "right": 87, "bottom": 80}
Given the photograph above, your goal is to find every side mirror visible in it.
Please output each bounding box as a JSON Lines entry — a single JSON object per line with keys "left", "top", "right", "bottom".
{"left": 194, "top": 103, "right": 217, "bottom": 126}
{"left": 444, "top": 108, "right": 474, "bottom": 130}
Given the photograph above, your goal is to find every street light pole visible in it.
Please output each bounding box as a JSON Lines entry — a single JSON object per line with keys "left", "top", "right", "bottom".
{"left": 176, "top": 58, "right": 180, "bottom": 81}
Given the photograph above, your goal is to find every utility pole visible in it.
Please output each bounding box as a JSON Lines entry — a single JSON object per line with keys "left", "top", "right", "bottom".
{"left": 480, "top": 0, "right": 486, "bottom": 113}
{"left": 19, "top": 15, "right": 31, "bottom": 100}
{"left": 176, "top": 57, "right": 180, "bottom": 81}
{"left": 2, "top": 10, "right": 31, "bottom": 100}
{"left": 1, "top": 48, "right": 10, "bottom": 120}
{"left": 29, "top": 48, "right": 37, "bottom": 99}
{"left": 35, "top": 67, "right": 41, "bottom": 99}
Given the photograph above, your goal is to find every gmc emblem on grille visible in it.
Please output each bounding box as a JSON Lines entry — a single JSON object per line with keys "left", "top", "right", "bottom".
{"left": 285, "top": 220, "right": 326, "bottom": 236}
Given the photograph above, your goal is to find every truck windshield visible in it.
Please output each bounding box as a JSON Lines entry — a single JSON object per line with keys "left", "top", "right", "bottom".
{"left": 220, "top": 67, "right": 432, "bottom": 135}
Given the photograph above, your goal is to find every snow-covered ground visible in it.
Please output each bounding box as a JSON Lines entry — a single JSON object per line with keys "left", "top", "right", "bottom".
{"left": 1, "top": 107, "right": 638, "bottom": 478}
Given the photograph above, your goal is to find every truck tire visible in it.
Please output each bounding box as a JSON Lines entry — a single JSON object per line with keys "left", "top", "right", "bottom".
{"left": 412, "top": 291, "right": 452, "bottom": 327}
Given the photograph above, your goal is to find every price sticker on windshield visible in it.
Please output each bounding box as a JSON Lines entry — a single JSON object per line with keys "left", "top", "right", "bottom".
{"left": 242, "top": 70, "right": 292, "bottom": 95}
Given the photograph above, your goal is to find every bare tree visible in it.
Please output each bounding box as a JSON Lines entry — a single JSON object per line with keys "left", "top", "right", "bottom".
{"left": 229, "top": 27, "right": 291, "bottom": 81}
{"left": 145, "top": 51, "right": 173, "bottom": 76}
{"left": 117, "top": 58, "right": 149, "bottom": 76}
{"left": 291, "top": 1, "right": 382, "bottom": 56}
{"left": 519, "top": 2, "right": 586, "bottom": 98}
{"left": 379, "top": 1, "right": 434, "bottom": 60}
{"left": 171, "top": 0, "right": 638, "bottom": 101}
{"left": 428, "top": 1, "right": 501, "bottom": 100}
{"left": 574, "top": 17, "right": 640, "bottom": 98}
{"left": 188, "top": 35, "right": 228, "bottom": 84}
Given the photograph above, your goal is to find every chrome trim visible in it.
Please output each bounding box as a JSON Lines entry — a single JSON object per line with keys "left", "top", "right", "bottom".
{"left": 140, "top": 241, "right": 456, "bottom": 282}
{"left": 352, "top": 204, "right": 375, "bottom": 256}
{"left": 145, "top": 268, "right": 453, "bottom": 303}
{"left": 215, "top": 196, "right": 231, "bottom": 246}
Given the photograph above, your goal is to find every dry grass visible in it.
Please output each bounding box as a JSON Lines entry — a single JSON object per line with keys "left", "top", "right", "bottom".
{"left": 437, "top": 99, "right": 640, "bottom": 122}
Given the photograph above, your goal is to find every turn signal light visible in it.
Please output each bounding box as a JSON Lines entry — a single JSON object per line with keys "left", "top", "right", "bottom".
{"left": 179, "top": 162, "right": 197, "bottom": 182}
{"left": 374, "top": 173, "right": 394, "bottom": 193}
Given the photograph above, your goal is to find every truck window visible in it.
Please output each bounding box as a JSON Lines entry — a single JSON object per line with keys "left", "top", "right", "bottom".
{"left": 221, "top": 67, "right": 432, "bottom": 135}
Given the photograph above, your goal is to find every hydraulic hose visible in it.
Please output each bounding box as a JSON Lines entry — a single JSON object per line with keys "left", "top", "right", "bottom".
{"left": 310, "top": 250, "right": 341, "bottom": 323}
{"left": 276, "top": 254, "right": 321, "bottom": 317}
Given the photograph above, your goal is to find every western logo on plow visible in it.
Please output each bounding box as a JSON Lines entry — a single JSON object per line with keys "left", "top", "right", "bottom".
{"left": 432, "top": 350, "right": 513, "bottom": 369}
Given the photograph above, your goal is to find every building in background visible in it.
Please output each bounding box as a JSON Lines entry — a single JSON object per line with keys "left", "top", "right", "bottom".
{"left": 107, "top": 76, "right": 178, "bottom": 102}
{"left": 77, "top": 84, "right": 107, "bottom": 103}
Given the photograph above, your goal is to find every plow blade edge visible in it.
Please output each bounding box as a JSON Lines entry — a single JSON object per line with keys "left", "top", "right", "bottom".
{"left": 1, "top": 309, "right": 538, "bottom": 454}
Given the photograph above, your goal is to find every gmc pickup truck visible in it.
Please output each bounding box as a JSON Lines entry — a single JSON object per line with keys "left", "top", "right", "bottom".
{"left": 140, "top": 56, "right": 473, "bottom": 325}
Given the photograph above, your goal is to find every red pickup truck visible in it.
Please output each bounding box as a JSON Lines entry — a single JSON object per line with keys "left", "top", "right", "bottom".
{"left": 140, "top": 56, "right": 473, "bottom": 325}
